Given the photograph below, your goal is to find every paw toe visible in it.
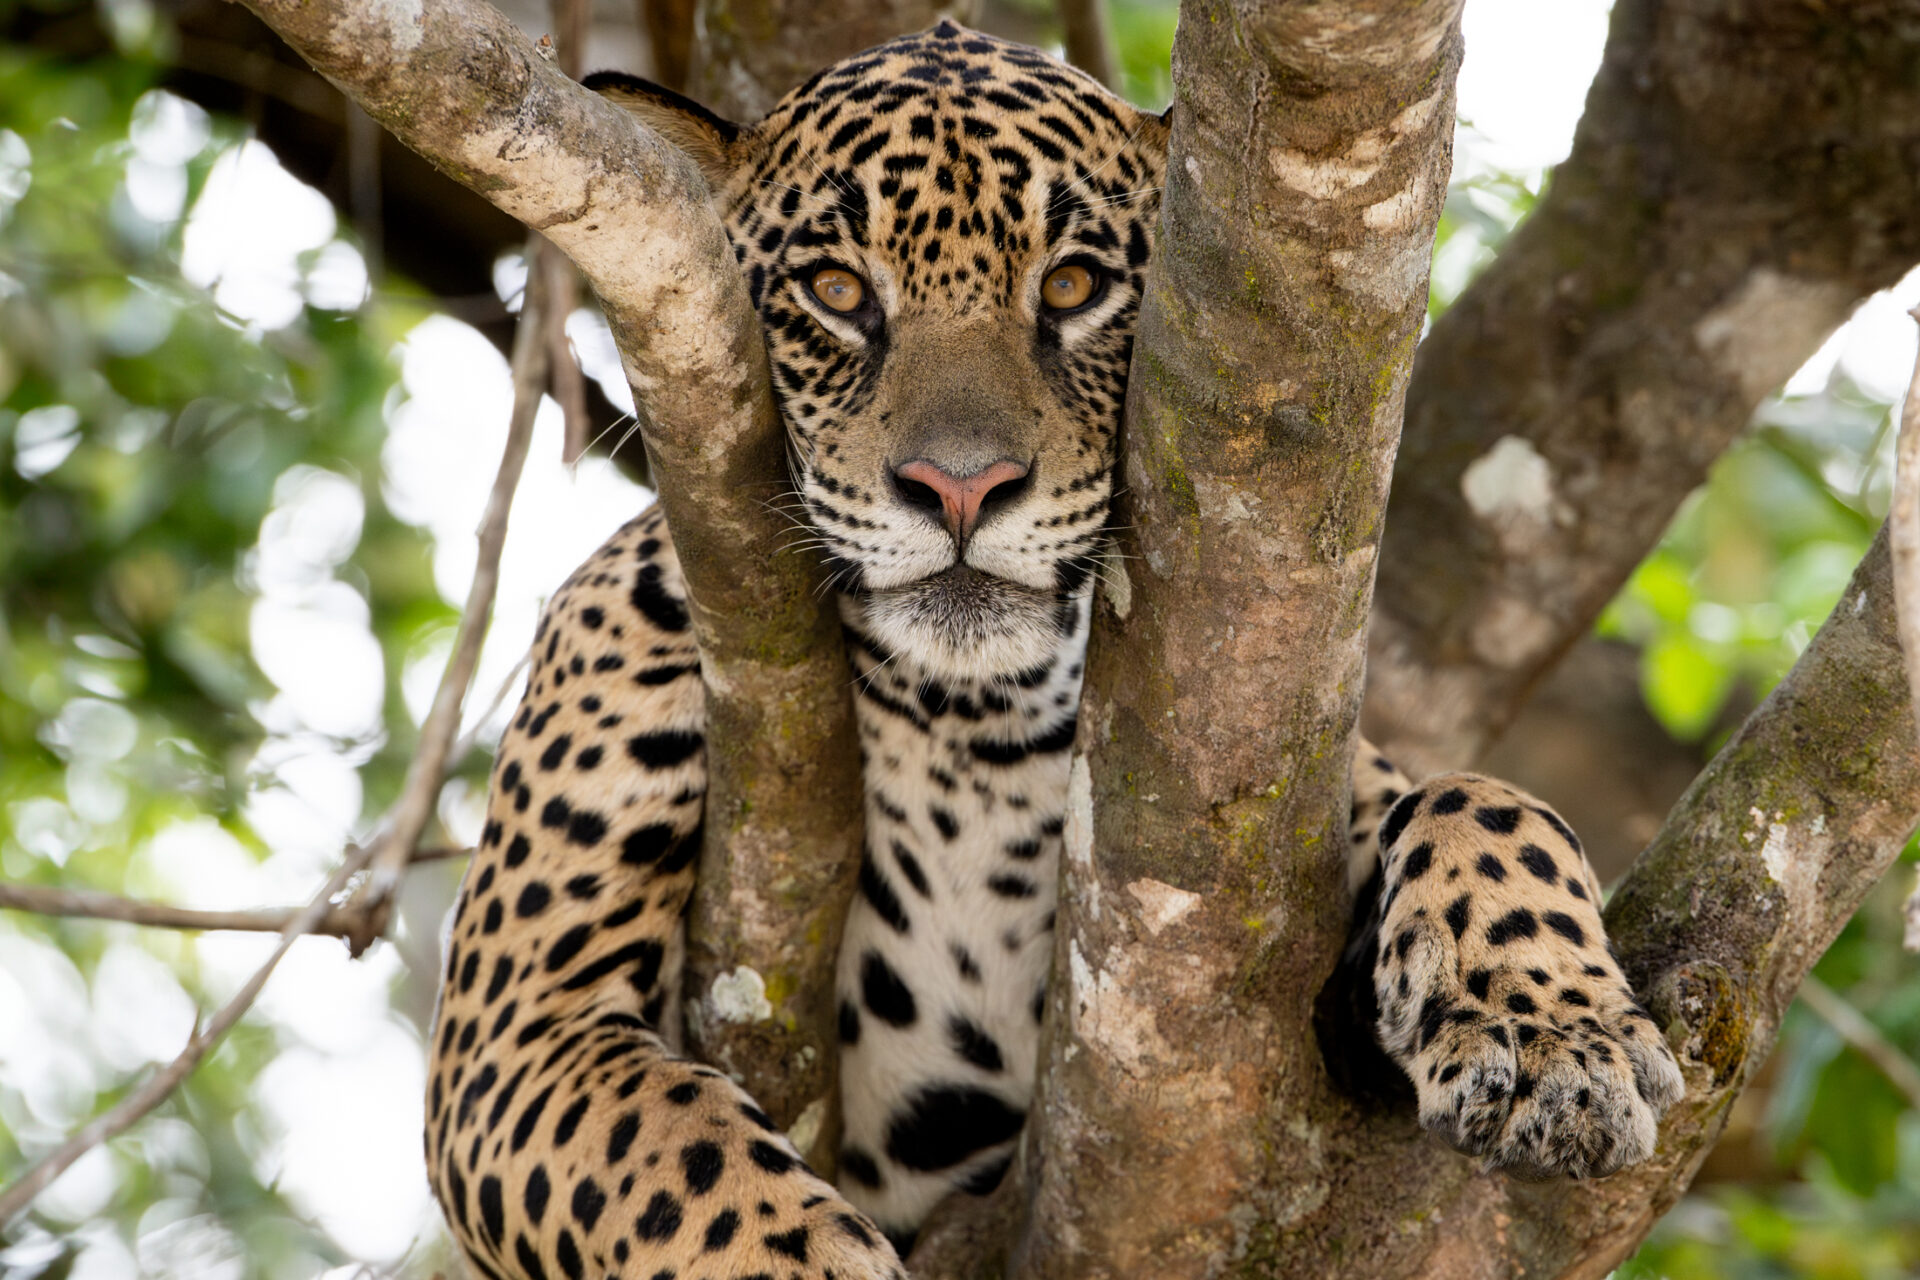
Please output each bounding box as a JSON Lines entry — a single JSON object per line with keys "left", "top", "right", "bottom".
{"left": 1501, "top": 1042, "right": 1650, "bottom": 1178}
{"left": 1622, "top": 1017, "right": 1686, "bottom": 1113}
{"left": 1414, "top": 1028, "right": 1517, "bottom": 1156}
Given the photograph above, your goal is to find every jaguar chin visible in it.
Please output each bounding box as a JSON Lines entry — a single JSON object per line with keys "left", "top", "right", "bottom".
{"left": 854, "top": 565, "right": 1079, "bottom": 684}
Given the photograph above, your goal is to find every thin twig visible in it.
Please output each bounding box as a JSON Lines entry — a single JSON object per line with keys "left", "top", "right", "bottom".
{"left": 0, "top": 883, "right": 363, "bottom": 937}
{"left": 344, "top": 230, "right": 548, "bottom": 952}
{"left": 0, "top": 849, "right": 474, "bottom": 938}
{"left": 0, "top": 840, "right": 370, "bottom": 1226}
{"left": 544, "top": 244, "right": 591, "bottom": 466}
{"left": 451, "top": 650, "right": 532, "bottom": 764}
{"left": 1797, "top": 974, "right": 1920, "bottom": 1112}
{"left": 1906, "top": 867, "right": 1920, "bottom": 955}
{"left": 545, "top": 0, "right": 592, "bottom": 465}
{"left": 345, "top": 103, "right": 384, "bottom": 285}
{"left": 1894, "top": 308, "right": 1920, "bottom": 951}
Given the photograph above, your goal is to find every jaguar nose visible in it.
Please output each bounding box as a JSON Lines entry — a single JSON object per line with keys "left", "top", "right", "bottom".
{"left": 892, "top": 458, "right": 1031, "bottom": 543}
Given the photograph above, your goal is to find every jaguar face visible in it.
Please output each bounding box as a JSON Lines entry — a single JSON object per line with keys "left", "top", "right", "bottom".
{"left": 591, "top": 22, "right": 1169, "bottom": 679}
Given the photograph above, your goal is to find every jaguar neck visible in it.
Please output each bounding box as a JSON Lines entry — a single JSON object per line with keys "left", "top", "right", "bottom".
{"left": 838, "top": 589, "right": 1090, "bottom": 860}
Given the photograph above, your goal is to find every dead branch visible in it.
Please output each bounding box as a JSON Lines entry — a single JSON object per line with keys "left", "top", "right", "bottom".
{"left": 0, "top": 881, "right": 381, "bottom": 938}
{"left": 0, "top": 208, "right": 551, "bottom": 1226}
{"left": 1367, "top": 0, "right": 1920, "bottom": 776}
{"left": 0, "top": 850, "right": 472, "bottom": 938}
{"left": 1018, "top": 1, "right": 1465, "bottom": 1274}
{"left": 346, "top": 228, "right": 547, "bottom": 953}
{"left": 546, "top": 249, "right": 589, "bottom": 464}
{"left": 0, "top": 839, "right": 379, "bottom": 1228}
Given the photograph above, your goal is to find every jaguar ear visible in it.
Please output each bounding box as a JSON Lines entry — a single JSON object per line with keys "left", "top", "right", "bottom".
{"left": 1142, "top": 102, "right": 1174, "bottom": 158}
{"left": 583, "top": 72, "right": 748, "bottom": 190}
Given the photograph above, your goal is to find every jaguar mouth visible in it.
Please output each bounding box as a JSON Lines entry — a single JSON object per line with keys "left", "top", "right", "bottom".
{"left": 859, "top": 563, "right": 1067, "bottom": 680}
{"left": 892, "top": 562, "right": 1040, "bottom": 621}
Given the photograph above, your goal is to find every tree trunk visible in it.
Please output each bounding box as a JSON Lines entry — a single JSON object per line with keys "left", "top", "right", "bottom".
{"left": 1367, "top": 0, "right": 1920, "bottom": 776}
{"left": 1018, "top": 2, "right": 1465, "bottom": 1274}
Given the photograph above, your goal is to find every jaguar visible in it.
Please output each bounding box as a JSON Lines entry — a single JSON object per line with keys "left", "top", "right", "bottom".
{"left": 423, "top": 22, "right": 1684, "bottom": 1279}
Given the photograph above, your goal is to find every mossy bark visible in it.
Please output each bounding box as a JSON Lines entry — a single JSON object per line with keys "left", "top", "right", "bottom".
{"left": 1367, "top": 0, "right": 1920, "bottom": 776}
{"left": 1015, "top": 2, "right": 1464, "bottom": 1275}
{"left": 1343, "top": 530, "right": 1919, "bottom": 1280}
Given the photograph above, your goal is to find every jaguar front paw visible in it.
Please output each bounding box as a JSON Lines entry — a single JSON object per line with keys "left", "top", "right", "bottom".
{"left": 1403, "top": 969, "right": 1683, "bottom": 1178}
{"left": 1368, "top": 774, "right": 1685, "bottom": 1178}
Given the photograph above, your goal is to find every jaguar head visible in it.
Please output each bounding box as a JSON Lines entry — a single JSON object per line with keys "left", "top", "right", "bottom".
{"left": 592, "top": 21, "right": 1169, "bottom": 679}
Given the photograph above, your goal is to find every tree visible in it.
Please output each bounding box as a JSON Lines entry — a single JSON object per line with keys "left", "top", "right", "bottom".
{"left": 1, "top": 0, "right": 1918, "bottom": 1275}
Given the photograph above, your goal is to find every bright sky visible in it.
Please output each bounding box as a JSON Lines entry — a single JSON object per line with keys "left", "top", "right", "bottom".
{"left": 6, "top": 2, "right": 1918, "bottom": 1272}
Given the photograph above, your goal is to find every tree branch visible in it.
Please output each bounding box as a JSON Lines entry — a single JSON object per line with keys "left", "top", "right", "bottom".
{"left": 231, "top": 0, "right": 865, "bottom": 1144}
{"left": 1057, "top": 0, "right": 1119, "bottom": 92}
{"left": 347, "top": 227, "right": 547, "bottom": 953}
{"left": 1519, "top": 526, "right": 1920, "bottom": 1278}
{"left": 0, "top": 851, "right": 472, "bottom": 938}
{"left": 0, "top": 205, "right": 551, "bottom": 1225}
{"left": 1019, "top": 2, "right": 1464, "bottom": 1273}
{"left": 1894, "top": 309, "right": 1920, "bottom": 950}
{"left": 1366, "top": 0, "right": 1920, "bottom": 776}
{"left": 1796, "top": 975, "right": 1920, "bottom": 1114}
{"left": 1267, "top": 528, "right": 1918, "bottom": 1279}
{"left": 0, "top": 838, "right": 380, "bottom": 1229}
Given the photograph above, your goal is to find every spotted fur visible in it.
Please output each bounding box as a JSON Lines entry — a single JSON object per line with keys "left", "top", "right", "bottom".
{"left": 424, "top": 23, "right": 1680, "bottom": 1279}
{"left": 1346, "top": 745, "right": 1684, "bottom": 1178}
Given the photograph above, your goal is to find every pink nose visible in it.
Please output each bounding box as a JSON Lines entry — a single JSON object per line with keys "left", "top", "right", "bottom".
{"left": 894, "top": 459, "right": 1031, "bottom": 542}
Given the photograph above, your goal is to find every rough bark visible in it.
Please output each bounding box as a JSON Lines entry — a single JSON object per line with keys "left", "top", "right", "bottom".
{"left": 229, "top": 0, "right": 862, "bottom": 1148}
{"left": 1018, "top": 2, "right": 1464, "bottom": 1275}
{"left": 1367, "top": 0, "right": 1920, "bottom": 776}
{"left": 685, "top": 0, "right": 976, "bottom": 121}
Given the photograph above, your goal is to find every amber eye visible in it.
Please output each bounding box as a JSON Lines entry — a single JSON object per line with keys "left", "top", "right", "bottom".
{"left": 1042, "top": 264, "right": 1097, "bottom": 311}
{"left": 811, "top": 267, "right": 866, "bottom": 313}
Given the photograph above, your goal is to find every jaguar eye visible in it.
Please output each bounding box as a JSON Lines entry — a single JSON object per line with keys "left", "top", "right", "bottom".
{"left": 811, "top": 267, "right": 867, "bottom": 313}
{"left": 1042, "top": 264, "right": 1097, "bottom": 311}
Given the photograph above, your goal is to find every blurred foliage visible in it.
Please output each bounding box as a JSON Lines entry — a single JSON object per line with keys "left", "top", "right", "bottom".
{"left": 0, "top": 2, "right": 470, "bottom": 1274}
{"left": 0, "top": 0, "right": 1915, "bottom": 1277}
